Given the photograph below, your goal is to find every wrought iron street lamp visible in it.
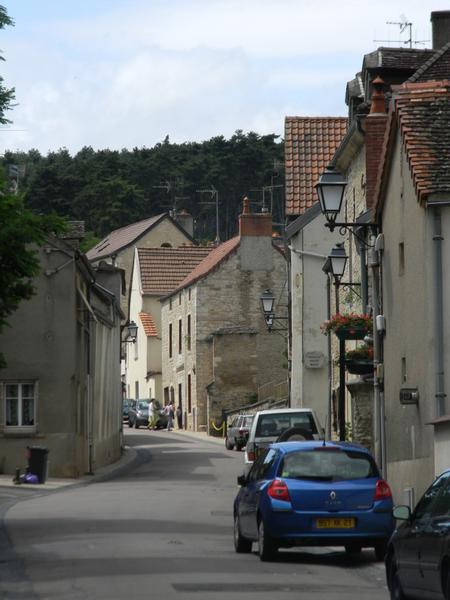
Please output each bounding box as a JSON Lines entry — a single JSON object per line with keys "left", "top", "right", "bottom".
{"left": 315, "top": 165, "right": 347, "bottom": 230}
{"left": 126, "top": 320, "right": 138, "bottom": 343}
{"left": 259, "top": 288, "right": 287, "bottom": 333}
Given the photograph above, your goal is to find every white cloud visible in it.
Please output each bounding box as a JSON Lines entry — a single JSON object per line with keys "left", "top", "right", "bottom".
{"left": 0, "top": 0, "right": 444, "bottom": 154}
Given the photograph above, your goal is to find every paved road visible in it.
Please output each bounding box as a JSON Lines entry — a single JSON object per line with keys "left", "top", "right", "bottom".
{"left": 0, "top": 429, "right": 389, "bottom": 599}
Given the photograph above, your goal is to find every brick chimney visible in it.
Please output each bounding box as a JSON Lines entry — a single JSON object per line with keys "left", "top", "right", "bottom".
{"left": 431, "top": 11, "right": 450, "bottom": 49}
{"left": 238, "top": 197, "right": 273, "bottom": 271}
{"left": 365, "top": 77, "right": 388, "bottom": 209}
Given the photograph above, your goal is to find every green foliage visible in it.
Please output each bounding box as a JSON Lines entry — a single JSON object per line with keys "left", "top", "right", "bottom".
{"left": 0, "top": 178, "right": 66, "bottom": 367}
{"left": 3, "top": 132, "right": 284, "bottom": 242}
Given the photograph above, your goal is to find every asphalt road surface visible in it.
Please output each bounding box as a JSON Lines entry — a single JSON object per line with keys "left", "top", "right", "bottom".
{"left": 0, "top": 429, "right": 390, "bottom": 599}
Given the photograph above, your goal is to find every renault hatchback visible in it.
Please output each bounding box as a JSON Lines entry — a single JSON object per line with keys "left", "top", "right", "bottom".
{"left": 234, "top": 441, "right": 394, "bottom": 561}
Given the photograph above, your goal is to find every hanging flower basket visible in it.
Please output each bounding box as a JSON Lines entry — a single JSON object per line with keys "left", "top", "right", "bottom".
{"left": 321, "top": 313, "right": 372, "bottom": 340}
{"left": 345, "top": 359, "right": 374, "bottom": 375}
{"left": 344, "top": 343, "right": 374, "bottom": 374}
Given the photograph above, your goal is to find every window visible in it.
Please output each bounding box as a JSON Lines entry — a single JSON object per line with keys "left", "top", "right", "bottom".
{"left": 178, "top": 383, "right": 182, "bottom": 410}
{"left": 135, "top": 381, "right": 139, "bottom": 399}
{"left": 188, "top": 288, "right": 191, "bottom": 301}
{"left": 179, "top": 293, "right": 182, "bottom": 305}
{"left": 4, "top": 382, "right": 36, "bottom": 428}
{"left": 169, "top": 323, "right": 173, "bottom": 358}
{"left": 402, "top": 357, "right": 407, "bottom": 383}
{"left": 178, "top": 319, "right": 182, "bottom": 354}
{"left": 187, "top": 374, "right": 192, "bottom": 413}
{"left": 169, "top": 298, "right": 172, "bottom": 310}
{"left": 187, "top": 314, "right": 191, "bottom": 351}
{"left": 248, "top": 449, "right": 278, "bottom": 482}
{"left": 414, "top": 471, "right": 450, "bottom": 521}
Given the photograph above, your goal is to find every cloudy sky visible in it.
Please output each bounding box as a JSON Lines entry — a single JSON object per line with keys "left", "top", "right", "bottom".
{"left": 0, "top": 1, "right": 445, "bottom": 155}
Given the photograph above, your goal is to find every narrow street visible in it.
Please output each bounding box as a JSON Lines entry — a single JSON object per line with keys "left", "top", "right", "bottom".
{"left": 0, "top": 430, "right": 389, "bottom": 599}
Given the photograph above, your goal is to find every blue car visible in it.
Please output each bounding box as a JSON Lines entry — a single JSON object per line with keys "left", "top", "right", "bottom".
{"left": 233, "top": 440, "right": 394, "bottom": 561}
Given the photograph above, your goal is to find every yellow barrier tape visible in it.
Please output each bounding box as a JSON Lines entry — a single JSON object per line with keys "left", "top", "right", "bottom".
{"left": 210, "top": 419, "right": 226, "bottom": 436}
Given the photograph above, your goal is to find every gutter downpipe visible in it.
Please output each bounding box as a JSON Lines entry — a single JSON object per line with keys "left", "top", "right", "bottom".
{"left": 432, "top": 207, "right": 446, "bottom": 417}
{"left": 326, "top": 273, "right": 332, "bottom": 440}
{"left": 369, "top": 235, "right": 384, "bottom": 475}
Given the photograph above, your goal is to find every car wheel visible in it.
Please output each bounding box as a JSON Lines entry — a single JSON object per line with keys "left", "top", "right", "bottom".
{"left": 235, "top": 443, "right": 243, "bottom": 451}
{"left": 258, "top": 519, "right": 278, "bottom": 561}
{"left": 135, "top": 421, "right": 139, "bottom": 429}
{"left": 388, "top": 554, "right": 407, "bottom": 600}
{"left": 233, "top": 514, "right": 252, "bottom": 553}
{"left": 225, "top": 438, "right": 234, "bottom": 450}
{"left": 277, "top": 427, "right": 314, "bottom": 442}
{"left": 345, "top": 543, "right": 362, "bottom": 556}
{"left": 128, "top": 419, "right": 133, "bottom": 428}
{"left": 374, "top": 540, "right": 388, "bottom": 561}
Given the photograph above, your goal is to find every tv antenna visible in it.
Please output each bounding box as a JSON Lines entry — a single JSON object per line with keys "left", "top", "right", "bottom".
{"left": 197, "top": 185, "right": 220, "bottom": 244}
{"left": 374, "top": 16, "right": 428, "bottom": 49}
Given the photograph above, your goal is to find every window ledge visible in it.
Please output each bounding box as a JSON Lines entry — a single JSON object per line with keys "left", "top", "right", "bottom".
{"left": 1, "top": 429, "right": 43, "bottom": 438}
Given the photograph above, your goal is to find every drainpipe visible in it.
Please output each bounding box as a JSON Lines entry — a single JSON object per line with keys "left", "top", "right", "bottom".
{"left": 369, "top": 234, "right": 385, "bottom": 475}
{"left": 326, "top": 274, "right": 332, "bottom": 440}
{"left": 432, "top": 208, "right": 446, "bottom": 417}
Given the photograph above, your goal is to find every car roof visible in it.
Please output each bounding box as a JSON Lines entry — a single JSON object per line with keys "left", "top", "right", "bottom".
{"left": 256, "top": 408, "right": 315, "bottom": 415}
{"left": 271, "top": 440, "right": 372, "bottom": 455}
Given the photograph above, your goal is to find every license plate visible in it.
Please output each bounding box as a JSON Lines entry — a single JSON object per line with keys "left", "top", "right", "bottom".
{"left": 316, "top": 518, "right": 355, "bottom": 529}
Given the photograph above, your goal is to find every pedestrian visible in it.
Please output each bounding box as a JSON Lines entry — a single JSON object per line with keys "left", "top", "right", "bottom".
{"left": 176, "top": 404, "right": 183, "bottom": 429}
{"left": 164, "top": 401, "right": 174, "bottom": 431}
{"left": 148, "top": 398, "right": 157, "bottom": 430}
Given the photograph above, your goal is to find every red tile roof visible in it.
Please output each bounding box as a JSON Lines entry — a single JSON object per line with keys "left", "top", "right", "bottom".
{"left": 139, "top": 312, "right": 158, "bottom": 337}
{"left": 168, "top": 237, "right": 240, "bottom": 296}
{"left": 137, "top": 246, "right": 212, "bottom": 296}
{"left": 375, "top": 80, "right": 450, "bottom": 213}
{"left": 86, "top": 213, "right": 190, "bottom": 261}
{"left": 285, "top": 117, "right": 348, "bottom": 215}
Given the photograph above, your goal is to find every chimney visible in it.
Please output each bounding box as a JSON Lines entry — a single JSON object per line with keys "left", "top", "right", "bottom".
{"left": 173, "top": 209, "right": 194, "bottom": 238}
{"left": 431, "top": 11, "right": 450, "bottom": 49}
{"left": 365, "top": 77, "right": 388, "bottom": 209}
{"left": 238, "top": 197, "right": 273, "bottom": 271}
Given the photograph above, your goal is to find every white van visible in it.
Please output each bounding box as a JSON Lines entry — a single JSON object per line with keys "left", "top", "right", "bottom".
{"left": 244, "top": 407, "right": 323, "bottom": 466}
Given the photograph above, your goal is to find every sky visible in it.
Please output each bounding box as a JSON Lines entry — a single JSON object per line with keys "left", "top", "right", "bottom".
{"left": 0, "top": 1, "right": 446, "bottom": 155}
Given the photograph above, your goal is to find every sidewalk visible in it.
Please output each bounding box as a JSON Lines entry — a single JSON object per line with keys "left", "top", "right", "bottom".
{"left": 0, "top": 428, "right": 226, "bottom": 491}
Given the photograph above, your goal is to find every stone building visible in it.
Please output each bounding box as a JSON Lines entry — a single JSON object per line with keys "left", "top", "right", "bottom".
{"left": 126, "top": 245, "right": 212, "bottom": 402}
{"left": 161, "top": 200, "right": 288, "bottom": 433}
{"left": 0, "top": 228, "right": 124, "bottom": 477}
{"left": 86, "top": 212, "right": 194, "bottom": 314}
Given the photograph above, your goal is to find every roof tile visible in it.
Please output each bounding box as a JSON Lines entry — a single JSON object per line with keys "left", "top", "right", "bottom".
{"left": 139, "top": 312, "right": 158, "bottom": 337}
{"left": 284, "top": 117, "right": 348, "bottom": 216}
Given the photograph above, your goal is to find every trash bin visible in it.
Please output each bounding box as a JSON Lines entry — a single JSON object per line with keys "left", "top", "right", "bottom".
{"left": 26, "top": 446, "right": 49, "bottom": 483}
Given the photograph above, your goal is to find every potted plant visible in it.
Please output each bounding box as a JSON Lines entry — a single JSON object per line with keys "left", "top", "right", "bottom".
{"left": 345, "top": 344, "right": 374, "bottom": 375}
{"left": 320, "top": 313, "right": 372, "bottom": 340}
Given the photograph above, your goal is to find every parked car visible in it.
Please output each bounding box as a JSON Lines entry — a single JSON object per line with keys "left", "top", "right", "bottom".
{"left": 244, "top": 407, "right": 323, "bottom": 467}
{"left": 122, "top": 399, "right": 130, "bottom": 421}
{"left": 234, "top": 440, "right": 394, "bottom": 561}
{"left": 385, "top": 468, "right": 450, "bottom": 600}
{"left": 128, "top": 399, "right": 168, "bottom": 429}
{"left": 225, "top": 415, "right": 254, "bottom": 451}
{"left": 128, "top": 399, "right": 149, "bottom": 428}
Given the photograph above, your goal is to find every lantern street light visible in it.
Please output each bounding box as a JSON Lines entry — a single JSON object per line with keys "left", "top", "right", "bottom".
{"left": 328, "top": 242, "right": 348, "bottom": 280}
{"left": 126, "top": 320, "right": 138, "bottom": 343}
{"left": 315, "top": 165, "right": 347, "bottom": 231}
{"left": 259, "top": 288, "right": 287, "bottom": 333}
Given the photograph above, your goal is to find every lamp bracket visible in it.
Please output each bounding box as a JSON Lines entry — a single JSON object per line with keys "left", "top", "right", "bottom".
{"left": 324, "top": 222, "right": 379, "bottom": 248}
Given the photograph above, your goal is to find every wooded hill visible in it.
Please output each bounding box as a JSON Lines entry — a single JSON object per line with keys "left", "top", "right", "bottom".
{"left": 3, "top": 131, "right": 284, "bottom": 249}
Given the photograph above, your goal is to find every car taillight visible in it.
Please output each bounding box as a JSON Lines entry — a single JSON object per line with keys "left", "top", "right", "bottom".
{"left": 374, "top": 479, "right": 392, "bottom": 500}
{"left": 267, "top": 479, "right": 291, "bottom": 502}
{"left": 247, "top": 443, "right": 255, "bottom": 462}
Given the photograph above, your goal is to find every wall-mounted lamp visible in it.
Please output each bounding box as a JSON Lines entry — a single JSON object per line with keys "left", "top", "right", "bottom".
{"left": 125, "top": 320, "right": 138, "bottom": 343}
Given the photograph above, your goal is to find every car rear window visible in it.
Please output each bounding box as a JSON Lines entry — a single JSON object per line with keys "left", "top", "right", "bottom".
{"left": 137, "top": 401, "right": 149, "bottom": 410}
{"left": 255, "top": 413, "right": 317, "bottom": 438}
{"left": 279, "top": 448, "right": 378, "bottom": 481}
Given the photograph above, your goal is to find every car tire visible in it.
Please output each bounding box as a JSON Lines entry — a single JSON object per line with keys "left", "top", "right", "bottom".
{"left": 388, "top": 554, "right": 407, "bottom": 600}
{"left": 277, "top": 427, "right": 314, "bottom": 442}
{"left": 235, "top": 443, "right": 243, "bottom": 451}
{"left": 374, "top": 540, "right": 388, "bottom": 561}
{"left": 225, "top": 438, "right": 234, "bottom": 450}
{"left": 233, "top": 515, "right": 252, "bottom": 553}
{"left": 258, "top": 519, "right": 278, "bottom": 561}
{"left": 345, "top": 543, "right": 362, "bottom": 556}
{"left": 445, "top": 570, "right": 450, "bottom": 600}
{"left": 135, "top": 421, "right": 139, "bottom": 429}
{"left": 128, "top": 419, "right": 133, "bottom": 428}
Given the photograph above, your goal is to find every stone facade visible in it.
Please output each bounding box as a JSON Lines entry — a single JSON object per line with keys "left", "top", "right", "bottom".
{"left": 161, "top": 210, "right": 288, "bottom": 433}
